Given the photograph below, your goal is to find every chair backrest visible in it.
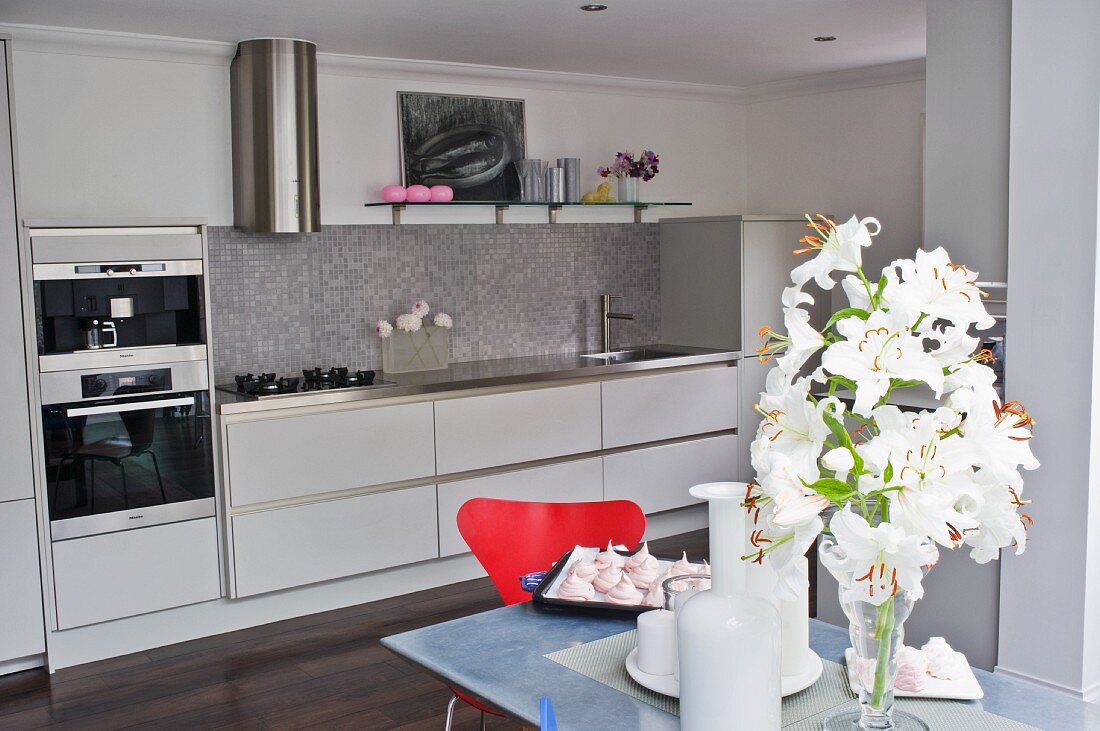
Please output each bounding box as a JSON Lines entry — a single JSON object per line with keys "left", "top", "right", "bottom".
{"left": 457, "top": 498, "right": 647, "bottom": 605}
{"left": 119, "top": 409, "right": 157, "bottom": 454}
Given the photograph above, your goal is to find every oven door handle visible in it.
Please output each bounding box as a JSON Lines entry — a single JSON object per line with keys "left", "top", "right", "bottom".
{"left": 64, "top": 396, "right": 195, "bottom": 418}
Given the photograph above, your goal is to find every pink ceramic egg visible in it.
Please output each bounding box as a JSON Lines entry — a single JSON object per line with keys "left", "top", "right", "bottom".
{"left": 381, "top": 185, "right": 407, "bottom": 203}
{"left": 429, "top": 185, "right": 454, "bottom": 202}
{"left": 405, "top": 184, "right": 432, "bottom": 203}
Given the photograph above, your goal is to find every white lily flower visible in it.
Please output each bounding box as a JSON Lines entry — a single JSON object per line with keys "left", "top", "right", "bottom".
{"left": 754, "top": 450, "right": 818, "bottom": 498}
{"left": 958, "top": 394, "right": 1040, "bottom": 481}
{"left": 822, "top": 506, "right": 940, "bottom": 606}
{"left": 925, "top": 324, "right": 980, "bottom": 368}
{"left": 956, "top": 469, "right": 1031, "bottom": 563}
{"left": 891, "top": 247, "right": 996, "bottom": 330}
{"left": 782, "top": 285, "right": 814, "bottom": 308}
{"left": 821, "top": 310, "right": 945, "bottom": 417}
{"left": 749, "top": 505, "right": 825, "bottom": 602}
{"left": 858, "top": 406, "right": 978, "bottom": 547}
{"left": 822, "top": 446, "right": 855, "bottom": 472}
{"left": 775, "top": 307, "right": 826, "bottom": 376}
{"left": 751, "top": 369, "right": 839, "bottom": 480}
{"left": 841, "top": 268, "right": 898, "bottom": 311}
{"left": 943, "top": 361, "right": 999, "bottom": 411}
{"left": 791, "top": 215, "right": 881, "bottom": 291}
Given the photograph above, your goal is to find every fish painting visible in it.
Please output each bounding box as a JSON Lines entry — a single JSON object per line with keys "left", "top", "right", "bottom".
{"left": 398, "top": 92, "right": 526, "bottom": 201}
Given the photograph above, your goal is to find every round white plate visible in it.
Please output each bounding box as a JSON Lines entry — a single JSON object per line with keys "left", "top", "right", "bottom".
{"left": 625, "top": 647, "right": 824, "bottom": 699}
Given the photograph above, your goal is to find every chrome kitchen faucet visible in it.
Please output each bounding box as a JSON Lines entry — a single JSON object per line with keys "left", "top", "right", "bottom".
{"left": 601, "top": 294, "right": 635, "bottom": 353}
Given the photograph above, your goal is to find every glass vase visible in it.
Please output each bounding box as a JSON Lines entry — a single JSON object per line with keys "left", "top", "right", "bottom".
{"left": 381, "top": 325, "right": 449, "bottom": 373}
{"left": 819, "top": 539, "right": 932, "bottom": 731}
{"left": 617, "top": 176, "right": 639, "bottom": 202}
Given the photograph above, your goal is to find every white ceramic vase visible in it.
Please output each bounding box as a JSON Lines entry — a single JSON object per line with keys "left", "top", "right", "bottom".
{"left": 676, "top": 482, "right": 782, "bottom": 731}
{"left": 617, "top": 176, "right": 639, "bottom": 202}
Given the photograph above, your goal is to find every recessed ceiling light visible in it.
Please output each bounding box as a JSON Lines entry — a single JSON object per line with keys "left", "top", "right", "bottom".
{"left": 814, "top": 35, "right": 837, "bottom": 42}
{"left": 580, "top": 4, "right": 608, "bottom": 11}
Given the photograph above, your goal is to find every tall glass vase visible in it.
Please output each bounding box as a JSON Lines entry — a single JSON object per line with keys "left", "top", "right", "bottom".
{"left": 617, "top": 176, "right": 639, "bottom": 202}
{"left": 819, "top": 539, "right": 932, "bottom": 731}
{"left": 676, "top": 482, "right": 781, "bottom": 730}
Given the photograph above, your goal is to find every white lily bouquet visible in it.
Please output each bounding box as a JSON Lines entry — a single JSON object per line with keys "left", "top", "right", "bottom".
{"left": 745, "top": 214, "right": 1038, "bottom": 730}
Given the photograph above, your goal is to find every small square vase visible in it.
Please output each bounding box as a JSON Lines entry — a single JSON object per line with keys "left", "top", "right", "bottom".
{"left": 382, "top": 325, "right": 450, "bottom": 373}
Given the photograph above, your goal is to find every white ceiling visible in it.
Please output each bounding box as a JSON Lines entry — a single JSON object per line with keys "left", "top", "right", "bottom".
{"left": 0, "top": 0, "right": 926, "bottom": 87}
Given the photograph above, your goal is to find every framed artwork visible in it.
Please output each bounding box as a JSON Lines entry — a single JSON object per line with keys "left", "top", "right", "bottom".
{"left": 397, "top": 91, "right": 526, "bottom": 201}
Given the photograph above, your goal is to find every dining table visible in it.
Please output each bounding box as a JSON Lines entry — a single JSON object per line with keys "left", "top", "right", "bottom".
{"left": 381, "top": 602, "right": 1100, "bottom": 730}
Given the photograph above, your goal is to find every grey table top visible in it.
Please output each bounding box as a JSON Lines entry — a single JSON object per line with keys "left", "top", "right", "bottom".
{"left": 381, "top": 603, "right": 1100, "bottom": 730}
{"left": 217, "top": 345, "right": 740, "bottom": 415}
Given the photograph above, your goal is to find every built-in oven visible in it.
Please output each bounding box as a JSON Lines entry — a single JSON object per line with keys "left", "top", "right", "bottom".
{"left": 40, "top": 360, "right": 215, "bottom": 540}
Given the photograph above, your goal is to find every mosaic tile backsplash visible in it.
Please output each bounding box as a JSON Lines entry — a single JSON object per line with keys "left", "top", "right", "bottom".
{"left": 207, "top": 224, "right": 660, "bottom": 382}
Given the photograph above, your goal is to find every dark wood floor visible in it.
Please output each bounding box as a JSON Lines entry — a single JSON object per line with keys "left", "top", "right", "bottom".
{"left": 0, "top": 531, "right": 712, "bottom": 730}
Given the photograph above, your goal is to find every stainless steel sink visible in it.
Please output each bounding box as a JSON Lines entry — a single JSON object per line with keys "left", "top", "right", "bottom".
{"left": 580, "top": 347, "right": 692, "bottom": 363}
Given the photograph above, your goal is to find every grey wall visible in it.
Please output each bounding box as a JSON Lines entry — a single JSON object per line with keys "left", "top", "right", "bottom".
{"left": 923, "top": 0, "right": 1011, "bottom": 282}
{"left": 207, "top": 224, "right": 660, "bottom": 382}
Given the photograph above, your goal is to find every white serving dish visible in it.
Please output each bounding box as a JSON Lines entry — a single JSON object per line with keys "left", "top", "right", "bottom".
{"left": 625, "top": 647, "right": 824, "bottom": 698}
{"left": 844, "top": 648, "right": 984, "bottom": 700}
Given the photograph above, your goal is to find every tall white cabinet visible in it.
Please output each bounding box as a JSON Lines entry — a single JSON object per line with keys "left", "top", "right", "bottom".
{"left": 660, "top": 215, "right": 825, "bottom": 482}
{"left": 0, "top": 36, "right": 47, "bottom": 672}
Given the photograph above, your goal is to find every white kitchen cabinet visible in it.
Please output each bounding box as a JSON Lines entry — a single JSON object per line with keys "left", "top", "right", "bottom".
{"left": 225, "top": 401, "right": 435, "bottom": 506}
{"left": 434, "top": 383, "right": 601, "bottom": 474}
{"left": 51, "top": 517, "right": 221, "bottom": 630}
{"left": 0, "top": 499, "right": 45, "bottom": 661}
{"left": 603, "top": 435, "right": 738, "bottom": 514}
{"left": 231, "top": 485, "right": 438, "bottom": 597}
{"left": 601, "top": 367, "right": 738, "bottom": 448}
{"left": 437, "top": 459, "right": 603, "bottom": 557}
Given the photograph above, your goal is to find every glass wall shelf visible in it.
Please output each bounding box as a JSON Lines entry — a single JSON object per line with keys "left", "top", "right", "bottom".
{"left": 363, "top": 201, "right": 692, "bottom": 224}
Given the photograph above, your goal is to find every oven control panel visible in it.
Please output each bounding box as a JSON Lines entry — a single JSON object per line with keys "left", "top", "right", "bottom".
{"left": 80, "top": 368, "right": 173, "bottom": 398}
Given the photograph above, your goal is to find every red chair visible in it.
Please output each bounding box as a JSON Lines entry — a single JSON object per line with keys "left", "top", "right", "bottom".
{"left": 444, "top": 498, "right": 647, "bottom": 729}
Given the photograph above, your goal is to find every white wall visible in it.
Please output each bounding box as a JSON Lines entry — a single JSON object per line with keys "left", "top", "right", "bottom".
{"left": 924, "top": 0, "right": 1011, "bottom": 282}
{"left": 7, "top": 32, "right": 747, "bottom": 226}
{"left": 744, "top": 80, "right": 926, "bottom": 275}
{"left": 1000, "top": 0, "right": 1100, "bottom": 701}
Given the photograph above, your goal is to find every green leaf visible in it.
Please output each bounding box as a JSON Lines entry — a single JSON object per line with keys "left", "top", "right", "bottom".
{"left": 821, "top": 408, "right": 851, "bottom": 449}
{"left": 829, "top": 375, "right": 858, "bottom": 392}
{"left": 873, "top": 274, "right": 889, "bottom": 307}
{"left": 825, "top": 307, "right": 871, "bottom": 330}
{"left": 804, "top": 477, "right": 855, "bottom": 503}
{"left": 883, "top": 461, "right": 894, "bottom": 484}
{"left": 890, "top": 378, "right": 924, "bottom": 390}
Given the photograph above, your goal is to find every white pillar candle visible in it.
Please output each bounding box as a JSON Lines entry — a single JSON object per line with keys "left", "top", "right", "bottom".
{"left": 637, "top": 608, "right": 677, "bottom": 676}
{"left": 779, "top": 556, "right": 810, "bottom": 677}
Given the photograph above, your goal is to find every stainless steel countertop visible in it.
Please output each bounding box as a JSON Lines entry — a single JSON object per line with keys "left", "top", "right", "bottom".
{"left": 216, "top": 345, "right": 740, "bottom": 415}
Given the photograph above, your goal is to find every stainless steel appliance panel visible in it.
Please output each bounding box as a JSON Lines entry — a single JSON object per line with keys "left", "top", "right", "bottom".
{"left": 39, "top": 345, "right": 208, "bottom": 374}
{"left": 30, "top": 233, "right": 203, "bottom": 263}
{"left": 231, "top": 38, "right": 320, "bottom": 233}
{"left": 40, "top": 358, "right": 207, "bottom": 402}
{"left": 32, "top": 259, "right": 203, "bottom": 280}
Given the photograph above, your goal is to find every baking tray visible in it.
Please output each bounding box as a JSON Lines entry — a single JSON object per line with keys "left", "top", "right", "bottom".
{"left": 532, "top": 546, "right": 704, "bottom": 614}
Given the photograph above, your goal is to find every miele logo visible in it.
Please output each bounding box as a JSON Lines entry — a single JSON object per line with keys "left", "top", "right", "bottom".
{"left": 129, "top": 514, "right": 144, "bottom": 520}
{"left": 118, "top": 353, "right": 134, "bottom": 358}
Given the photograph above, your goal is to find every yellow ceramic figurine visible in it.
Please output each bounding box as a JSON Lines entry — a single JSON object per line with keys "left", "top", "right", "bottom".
{"left": 580, "top": 182, "right": 615, "bottom": 202}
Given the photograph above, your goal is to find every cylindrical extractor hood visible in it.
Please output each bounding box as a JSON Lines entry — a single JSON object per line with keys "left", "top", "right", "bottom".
{"left": 230, "top": 38, "right": 320, "bottom": 233}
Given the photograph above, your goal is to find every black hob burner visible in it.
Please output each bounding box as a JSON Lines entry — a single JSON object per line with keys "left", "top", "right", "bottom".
{"left": 234, "top": 372, "right": 301, "bottom": 395}
{"left": 302, "top": 367, "right": 376, "bottom": 391}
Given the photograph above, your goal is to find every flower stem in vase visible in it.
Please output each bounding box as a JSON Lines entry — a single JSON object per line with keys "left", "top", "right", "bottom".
{"left": 871, "top": 596, "right": 895, "bottom": 709}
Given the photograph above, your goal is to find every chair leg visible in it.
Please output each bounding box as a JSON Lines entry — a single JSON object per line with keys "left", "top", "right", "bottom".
{"left": 148, "top": 451, "right": 168, "bottom": 504}
{"left": 118, "top": 461, "right": 129, "bottom": 509}
{"left": 51, "top": 457, "right": 71, "bottom": 510}
{"left": 443, "top": 695, "right": 458, "bottom": 731}
{"left": 480, "top": 710, "right": 487, "bottom": 731}
{"left": 89, "top": 460, "right": 96, "bottom": 514}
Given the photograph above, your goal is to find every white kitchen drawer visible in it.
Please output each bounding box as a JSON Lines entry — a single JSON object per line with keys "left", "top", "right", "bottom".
{"left": 603, "top": 434, "right": 738, "bottom": 514}
{"left": 226, "top": 401, "right": 435, "bottom": 507}
{"left": 435, "top": 383, "right": 601, "bottom": 474}
{"left": 601, "top": 367, "right": 738, "bottom": 448}
{"left": 231, "top": 485, "right": 438, "bottom": 597}
{"left": 52, "top": 517, "right": 221, "bottom": 630}
{"left": 437, "top": 459, "right": 603, "bottom": 557}
{"left": 0, "top": 499, "right": 45, "bottom": 660}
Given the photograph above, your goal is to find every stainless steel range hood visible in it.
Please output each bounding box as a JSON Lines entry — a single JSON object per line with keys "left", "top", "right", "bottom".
{"left": 230, "top": 38, "right": 320, "bottom": 233}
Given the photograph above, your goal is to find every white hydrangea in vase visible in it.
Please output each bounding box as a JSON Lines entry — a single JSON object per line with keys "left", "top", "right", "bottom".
{"left": 375, "top": 299, "right": 453, "bottom": 373}
{"left": 746, "top": 214, "right": 1038, "bottom": 731}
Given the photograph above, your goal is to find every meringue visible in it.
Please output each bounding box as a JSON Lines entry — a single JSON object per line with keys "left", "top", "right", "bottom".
{"left": 570, "top": 559, "right": 599, "bottom": 584}
{"left": 604, "top": 574, "right": 645, "bottom": 605}
{"left": 643, "top": 578, "right": 667, "bottom": 607}
{"left": 895, "top": 646, "right": 929, "bottom": 692}
{"left": 668, "top": 551, "right": 697, "bottom": 577}
{"left": 626, "top": 541, "right": 660, "bottom": 573}
{"left": 593, "top": 564, "right": 624, "bottom": 594}
{"left": 922, "top": 637, "right": 966, "bottom": 680}
{"left": 557, "top": 570, "right": 596, "bottom": 601}
{"left": 628, "top": 561, "right": 660, "bottom": 590}
{"left": 594, "top": 540, "right": 627, "bottom": 570}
